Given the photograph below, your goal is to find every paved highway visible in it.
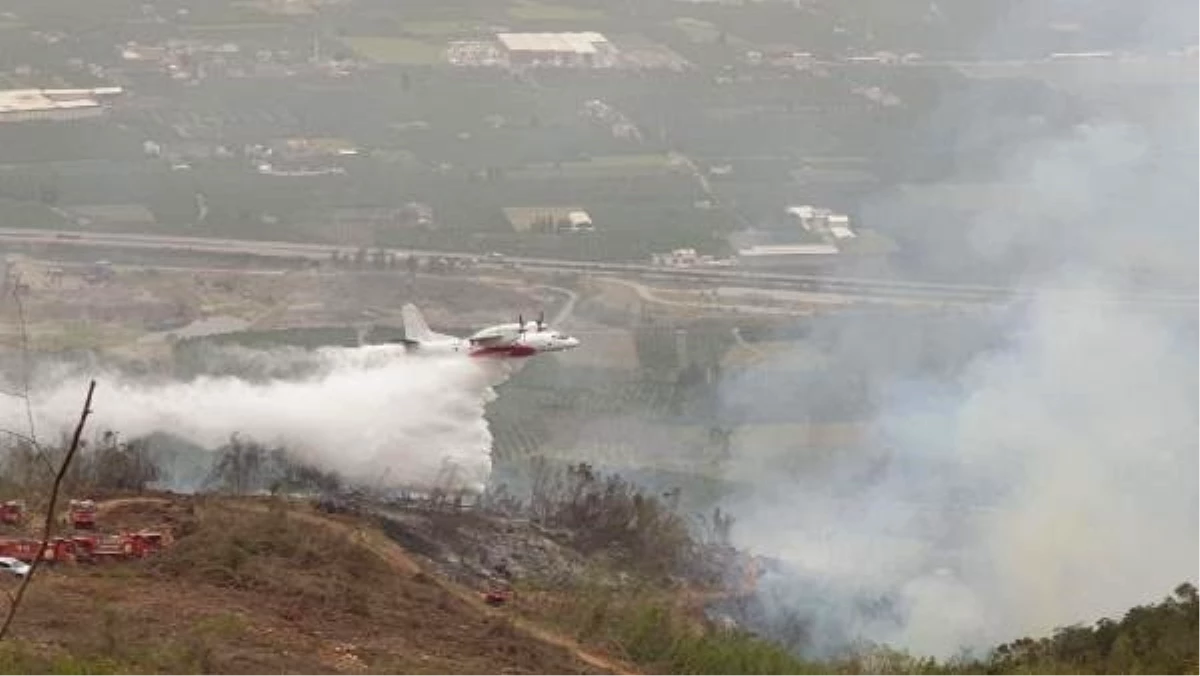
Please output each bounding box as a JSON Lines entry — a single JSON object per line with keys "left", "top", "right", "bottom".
{"left": 0, "top": 227, "right": 1194, "bottom": 310}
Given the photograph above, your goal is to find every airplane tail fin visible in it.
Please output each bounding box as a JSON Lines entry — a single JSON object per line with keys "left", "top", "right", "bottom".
{"left": 402, "top": 303, "right": 435, "bottom": 343}
{"left": 401, "top": 303, "right": 455, "bottom": 344}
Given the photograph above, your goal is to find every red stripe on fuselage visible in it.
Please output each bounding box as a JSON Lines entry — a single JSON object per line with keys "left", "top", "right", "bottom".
{"left": 469, "top": 344, "right": 537, "bottom": 358}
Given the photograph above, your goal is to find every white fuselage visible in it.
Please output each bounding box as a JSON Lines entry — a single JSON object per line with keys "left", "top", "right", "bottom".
{"left": 415, "top": 328, "right": 580, "bottom": 358}
{"left": 400, "top": 305, "right": 580, "bottom": 359}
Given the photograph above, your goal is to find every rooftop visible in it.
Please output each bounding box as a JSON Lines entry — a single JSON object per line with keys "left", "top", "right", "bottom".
{"left": 738, "top": 243, "right": 839, "bottom": 257}
{"left": 0, "top": 87, "right": 122, "bottom": 114}
{"left": 497, "top": 32, "right": 609, "bottom": 54}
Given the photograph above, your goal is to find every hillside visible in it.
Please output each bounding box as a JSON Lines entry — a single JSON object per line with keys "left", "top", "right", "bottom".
{"left": 0, "top": 493, "right": 1194, "bottom": 675}
{"left": 2, "top": 492, "right": 1200, "bottom": 676}
{"left": 0, "top": 496, "right": 622, "bottom": 674}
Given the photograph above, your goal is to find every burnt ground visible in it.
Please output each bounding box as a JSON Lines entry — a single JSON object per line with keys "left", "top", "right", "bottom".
{"left": 373, "top": 508, "right": 599, "bottom": 592}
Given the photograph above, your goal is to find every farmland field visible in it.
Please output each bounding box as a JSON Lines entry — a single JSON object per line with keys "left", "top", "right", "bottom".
{"left": 666, "top": 17, "right": 748, "bottom": 47}
{"left": 179, "top": 22, "right": 291, "bottom": 33}
{"left": 342, "top": 36, "right": 446, "bottom": 64}
{"left": 509, "top": 154, "right": 677, "bottom": 180}
{"left": 233, "top": 0, "right": 316, "bottom": 15}
{"left": 401, "top": 19, "right": 483, "bottom": 36}
{"left": 506, "top": 0, "right": 605, "bottom": 21}
{"left": 170, "top": 0, "right": 295, "bottom": 25}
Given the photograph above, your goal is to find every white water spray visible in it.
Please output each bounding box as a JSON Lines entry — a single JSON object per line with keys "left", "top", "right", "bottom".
{"left": 6, "top": 345, "right": 513, "bottom": 492}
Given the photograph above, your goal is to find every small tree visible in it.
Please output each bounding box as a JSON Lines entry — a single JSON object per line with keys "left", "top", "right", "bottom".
{"left": 204, "top": 434, "right": 269, "bottom": 494}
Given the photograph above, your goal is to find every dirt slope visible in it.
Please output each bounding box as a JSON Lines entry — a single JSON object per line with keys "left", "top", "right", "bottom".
{"left": 2, "top": 495, "right": 626, "bottom": 674}
{"left": 238, "top": 499, "right": 634, "bottom": 675}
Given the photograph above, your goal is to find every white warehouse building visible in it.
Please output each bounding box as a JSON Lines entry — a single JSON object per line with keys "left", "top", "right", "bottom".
{"left": 497, "top": 32, "right": 618, "bottom": 68}
{"left": 786, "top": 204, "right": 856, "bottom": 240}
{"left": 0, "top": 87, "right": 123, "bottom": 123}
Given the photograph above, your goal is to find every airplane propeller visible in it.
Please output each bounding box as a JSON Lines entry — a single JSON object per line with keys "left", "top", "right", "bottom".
{"left": 515, "top": 311, "right": 545, "bottom": 334}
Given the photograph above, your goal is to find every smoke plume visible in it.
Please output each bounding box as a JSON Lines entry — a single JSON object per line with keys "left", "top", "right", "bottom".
{"left": 5, "top": 345, "right": 512, "bottom": 492}
{"left": 721, "top": 0, "right": 1198, "bottom": 659}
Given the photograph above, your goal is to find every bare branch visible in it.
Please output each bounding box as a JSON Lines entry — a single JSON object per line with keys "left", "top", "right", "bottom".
{"left": 0, "top": 428, "right": 40, "bottom": 448}
{"left": 1, "top": 279, "right": 55, "bottom": 480}
{"left": 0, "top": 379, "right": 96, "bottom": 642}
{"left": 0, "top": 428, "right": 54, "bottom": 479}
{"left": 11, "top": 282, "right": 39, "bottom": 454}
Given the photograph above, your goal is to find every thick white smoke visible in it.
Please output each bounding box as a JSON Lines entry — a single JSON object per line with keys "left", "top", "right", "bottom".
{"left": 6, "top": 345, "right": 513, "bottom": 492}
{"left": 732, "top": 288, "right": 1197, "bottom": 658}
{"left": 721, "top": 0, "right": 1197, "bottom": 660}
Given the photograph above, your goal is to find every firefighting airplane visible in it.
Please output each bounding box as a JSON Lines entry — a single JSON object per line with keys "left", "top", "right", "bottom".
{"left": 399, "top": 303, "right": 580, "bottom": 358}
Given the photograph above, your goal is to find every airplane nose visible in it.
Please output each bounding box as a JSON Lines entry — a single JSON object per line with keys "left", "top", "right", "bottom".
{"left": 564, "top": 337, "right": 580, "bottom": 349}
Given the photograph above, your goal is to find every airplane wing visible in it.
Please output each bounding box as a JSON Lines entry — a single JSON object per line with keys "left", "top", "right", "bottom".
{"left": 467, "top": 326, "right": 517, "bottom": 346}
{"left": 469, "top": 334, "right": 511, "bottom": 346}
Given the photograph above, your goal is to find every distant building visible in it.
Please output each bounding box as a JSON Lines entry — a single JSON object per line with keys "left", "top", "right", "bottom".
{"left": 497, "top": 32, "right": 618, "bottom": 68}
{"left": 735, "top": 243, "right": 839, "bottom": 268}
{"left": 272, "top": 137, "right": 359, "bottom": 160}
{"left": 653, "top": 248, "right": 698, "bottom": 267}
{"left": 744, "top": 47, "right": 815, "bottom": 69}
{"left": 447, "top": 40, "right": 503, "bottom": 67}
{"left": 504, "top": 206, "right": 593, "bottom": 234}
{"left": 827, "top": 214, "right": 856, "bottom": 240}
{"left": 652, "top": 248, "right": 726, "bottom": 267}
{"left": 785, "top": 205, "right": 856, "bottom": 241}
{"left": 401, "top": 202, "right": 434, "bottom": 227}
{"left": 1049, "top": 51, "right": 1114, "bottom": 60}
{"left": 0, "top": 87, "right": 122, "bottom": 123}
{"left": 564, "top": 210, "right": 594, "bottom": 232}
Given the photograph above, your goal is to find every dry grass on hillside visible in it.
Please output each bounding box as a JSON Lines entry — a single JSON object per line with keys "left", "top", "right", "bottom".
{"left": 0, "top": 498, "right": 601, "bottom": 674}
